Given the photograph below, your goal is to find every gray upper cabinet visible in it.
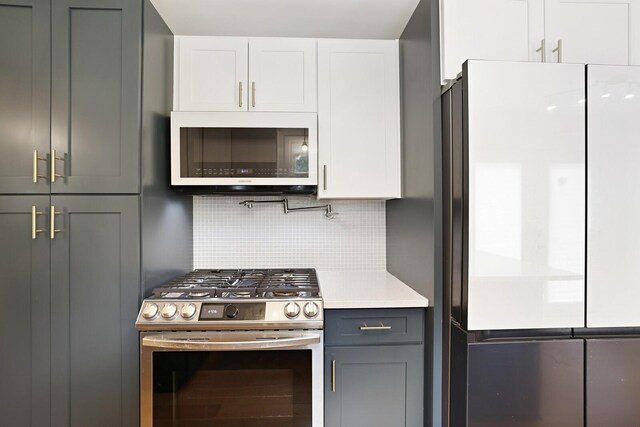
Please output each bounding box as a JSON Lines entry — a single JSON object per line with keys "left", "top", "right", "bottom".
{"left": 0, "top": 0, "right": 50, "bottom": 194}
{"left": 0, "top": 196, "right": 51, "bottom": 426}
{"left": 51, "top": 0, "right": 141, "bottom": 194}
{"left": 50, "top": 195, "right": 140, "bottom": 427}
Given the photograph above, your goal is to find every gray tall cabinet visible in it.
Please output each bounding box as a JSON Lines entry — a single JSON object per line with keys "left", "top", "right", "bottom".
{"left": 0, "top": 1, "right": 192, "bottom": 426}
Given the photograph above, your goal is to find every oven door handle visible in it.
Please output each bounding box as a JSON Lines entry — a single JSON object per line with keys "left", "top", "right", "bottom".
{"left": 142, "top": 334, "right": 321, "bottom": 351}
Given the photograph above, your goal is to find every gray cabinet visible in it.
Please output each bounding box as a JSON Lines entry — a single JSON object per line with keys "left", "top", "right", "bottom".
{"left": 0, "top": 0, "right": 50, "bottom": 194}
{"left": 0, "top": 196, "right": 51, "bottom": 426}
{"left": 50, "top": 196, "right": 140, "bottom": 427}
{"left": 324, "top": 309, "right": 425, "bottom": 427}
{"left": 587, "top": 338, "right": 640, "bottom": 427}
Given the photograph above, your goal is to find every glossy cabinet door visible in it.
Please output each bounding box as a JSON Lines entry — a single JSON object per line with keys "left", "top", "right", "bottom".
{"left": 587, "top": 65, "right": 640, "bottom": 327}
{"left": 176, "top": 37, "right": 248, "bottom": 111}
{"left": 0, "top": 0, "right": 50, "bottom": 194}
{"left": 324, "top": 345, "right": 424, "bottom": 427}
{"left": 248, "top": 38, "right": 317, "bottom": 112}
{"left": 0, "top": 196, "right": 50, "bottom": 426}
{"left": 465, "top": 61, "right": 586, "bottom": 330}
{"left": 586, "top": 338, "right": 640, "bottom": 427}
{"left": 51, "top": 0, "right": 141, "bottom": 194}
{"left": 440, "top": 0, "right": 545, "bottom": 82}
{"left": 317, "top": 39, "right": 401, "bottom": 199}
{"left": 50, "top": 196, "right": 140, "bottom": 427}
{"left": 545, "top": 0, "right": 640, "bottom": 65}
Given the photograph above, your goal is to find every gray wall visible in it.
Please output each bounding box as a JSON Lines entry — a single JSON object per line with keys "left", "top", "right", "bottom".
{"left": 386, "top": 0, "right": 442, "bottom": 425}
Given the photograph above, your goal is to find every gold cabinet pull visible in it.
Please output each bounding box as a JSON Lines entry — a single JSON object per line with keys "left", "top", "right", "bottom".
{"left": 331, "top": 359, "right": 336, "bottom": 392}
{"left": 251, "top": 81, "right": 256, "bottom": 108}
{"left": 50, "top": 149, "right": 66, "bottom": 183}
{"left": 50, "top": 205, "right": 63, "bottom": 240}
{"left": 31, "top": 206, "right": 45, "bottom": 239}
{"left": 32, "top": 150, "right": 47, "bottom": 183}
{"left": 239, "top": 81, "right": 243, "bottom": 108}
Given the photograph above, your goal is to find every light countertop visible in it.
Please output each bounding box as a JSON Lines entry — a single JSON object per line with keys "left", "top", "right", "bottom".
{"left": 317, "top": 270, "right": 429, "bottom": 309}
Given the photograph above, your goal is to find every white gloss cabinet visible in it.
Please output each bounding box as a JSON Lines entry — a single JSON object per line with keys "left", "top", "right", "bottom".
{"left": 440, "top": 0, "right": 545, "bottom": 82}
{"left": 587, "top": 65, "right": 640, "bottom": 328}
{"left": 248, "top": 39, "right": 316, "bottom": 112}
{"left": 317, "top": 40, "right": 401, "bottom": 199}
{"left": 175, "top": 37, "right": 248, "bottom": 111}
{"left": 465, "top": 61, "right": 586, "bottom": 330}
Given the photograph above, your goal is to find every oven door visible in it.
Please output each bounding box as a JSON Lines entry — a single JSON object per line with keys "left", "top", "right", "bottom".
{"left": 140, "top": 330, "right": 323, "bottom": 427}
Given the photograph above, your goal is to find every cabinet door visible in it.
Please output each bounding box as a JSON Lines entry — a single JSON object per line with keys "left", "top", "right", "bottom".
{"left": 176, "top": 37, "right": 248, "bottom": 111}
{"left": 587, "top": 65, "right": 640, "bottom": 327}
{"left": 325, "top": 345, "right": 423, "bottom": 427}
{"left": 0, "top": 0, "right": 50, "bottom": 194}
{"left": 465, "top": 61, "right": 586, "bottom": 330}
{"left": 248, "top": 38, "right": 317, "bottom": 112}
{"left": 465, "top": 339, "right": 584, "bottom": 427}
{"left": 51, "top": 0, "right": 141, "bottom": 194}
{"left": 317, "top": 40, "right": 401, "bottom": 199}
{"left": 50, "top": 196, "right": 140, "bottom": 427}
{"left": 545, "top": 0, "right": 640, "bottom": 65}
{"left": 0, "top": 196, "right": 50, "bottom": 426}
{"left": 440, "top": 0, "right": 545, "bottom": 82}
{"left": 586, "top": 338, "right": 640, "bottom": 427}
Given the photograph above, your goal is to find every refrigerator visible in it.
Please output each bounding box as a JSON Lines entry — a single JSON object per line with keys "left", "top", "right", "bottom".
{"left": 442, "top": 60, "right": 640, "bottom": 427}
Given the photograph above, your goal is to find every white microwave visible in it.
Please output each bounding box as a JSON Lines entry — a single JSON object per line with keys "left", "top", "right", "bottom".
{"left": 170, "top": 112, "right": 318, "bottom": 192}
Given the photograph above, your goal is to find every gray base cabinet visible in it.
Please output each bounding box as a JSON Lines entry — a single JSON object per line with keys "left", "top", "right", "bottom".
{"left": 324, "top": 309, "right": 425, "bottom": 427}
{"left": 587, "top": 338, "right": 640, "bottom": 427}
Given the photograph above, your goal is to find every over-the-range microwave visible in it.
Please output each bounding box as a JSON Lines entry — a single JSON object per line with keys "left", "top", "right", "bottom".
{"left": 170, "top": 112, "right": 318, "bottom": 193}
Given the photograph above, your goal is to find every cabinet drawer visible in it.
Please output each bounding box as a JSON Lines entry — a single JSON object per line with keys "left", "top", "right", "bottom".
{"left": 324, "top": 308, "right": 424, "bottom": 346}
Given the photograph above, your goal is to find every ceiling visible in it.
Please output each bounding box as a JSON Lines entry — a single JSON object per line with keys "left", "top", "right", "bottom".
{"left": 150, "top": 0, "right": 421, "bottom": 39}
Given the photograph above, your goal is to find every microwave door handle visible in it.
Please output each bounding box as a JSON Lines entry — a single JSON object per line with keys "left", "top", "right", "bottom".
{"left": 142, "top": 334, "right": 320, "bottom": 351}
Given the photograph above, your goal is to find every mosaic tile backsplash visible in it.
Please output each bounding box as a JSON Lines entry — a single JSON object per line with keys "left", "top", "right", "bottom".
{"left": 193, "top": 196, "right": 386, "bottom": 270}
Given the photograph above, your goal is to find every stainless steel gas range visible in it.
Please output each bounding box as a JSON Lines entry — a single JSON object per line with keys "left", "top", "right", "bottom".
{"left": 136, "top": 269, "right": 324, "bottom": 427}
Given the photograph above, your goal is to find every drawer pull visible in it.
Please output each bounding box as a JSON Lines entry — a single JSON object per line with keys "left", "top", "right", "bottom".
{"left": 359, "top": 323, "right": 392, "bottom": 331}
{"left": 331, "top": 359, "right": 336, "bottom": 393}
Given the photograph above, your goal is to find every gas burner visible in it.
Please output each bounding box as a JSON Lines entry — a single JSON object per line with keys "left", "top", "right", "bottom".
{"left": 188, "top": 292, "right": 211, "bottom": 298}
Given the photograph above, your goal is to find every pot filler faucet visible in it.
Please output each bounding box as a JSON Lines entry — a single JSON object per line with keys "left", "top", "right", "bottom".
{"left": 239, "top": 198, "right": 338, "bottom": 219}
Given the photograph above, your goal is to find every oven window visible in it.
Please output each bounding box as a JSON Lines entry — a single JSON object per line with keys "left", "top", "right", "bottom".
{"left": 179, "top": 127, "right": 310, "bottom": 178}
{"left": 153, "top": 350, "right": 312, "bottom": 427}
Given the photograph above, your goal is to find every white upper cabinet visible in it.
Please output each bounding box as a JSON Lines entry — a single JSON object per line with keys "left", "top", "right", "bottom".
{"left": 545, "top": 0, "right": 640, "bottom": 66}
{"left": 440, "top": 0, "right": 545, "bottom": 82}
{"left": 441, "top": 0, "right": 640, "bottom": 82}
{"left": 175, "top": 37, "right": 317, "bottom": 112}
{"left": 465, "top": 61, "right": 586, "bottom": 331}
{"left": 317, "top": 40, "right": 401, "bottom": 200}
{"left": 175, "top": 37, "right": 248, "bottom": 111}
{"left": 248, "top": 38, "right": 317, "bottom": 112}
{"left": 587, "top": 65, "right": 640, "bottom": 328}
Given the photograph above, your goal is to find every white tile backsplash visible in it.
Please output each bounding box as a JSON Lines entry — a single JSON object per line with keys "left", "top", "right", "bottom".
{"left": 193, "top": 196, "right": 386, "bottom": 270}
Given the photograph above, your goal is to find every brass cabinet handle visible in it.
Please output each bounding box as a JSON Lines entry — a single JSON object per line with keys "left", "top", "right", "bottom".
{"left": 552, "top": 39, "right": 563, "bottom": 63}
{"left": 331, "top": 359, "right": 336, "bottom": 393}
{"left": 50, "top": 149, "right": 65, "bottom": 183}
{"left": 32, "top": 150, "right": 47, "bottom": 183}
{"left": 31, "top": 206, "right": 45, "bottom": 240}
{"left": 536, "top": 39, "right": 545, "bottom": 62}
{"left": 50, "top": 205, "right": 63, "bottom": 240}
{"left": 239, "top": 81, "right": 243, "bottom": 108}
{"left": 323, "top": 165, "right": 327, "bottom": 190}
{"left": 251, "top": 81, "right": 256, "bottom": 108}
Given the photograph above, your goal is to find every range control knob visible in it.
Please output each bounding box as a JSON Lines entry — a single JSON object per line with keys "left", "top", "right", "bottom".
{"left": 161, "top": 303, "right": 178, "bottom": 320}
{"left": 180, "top": 303, "right": 197, "bottom": 319}
{"left": 284, "top": 302, "right": 301, "bottom": 318}
{"left": 303, "top": 302, "right": 319, "bottom": 318}
{"left": 225, "top": 304, "right": 239, "bottom": 319}
{"left": 142, "top": 303, "right": 159, "bottom": 320}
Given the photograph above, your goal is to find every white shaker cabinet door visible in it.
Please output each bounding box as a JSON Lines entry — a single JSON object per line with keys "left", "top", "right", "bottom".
{"left": 465, "top": 61, "right": 586, "bottom": 330}
{"left": 317, "top": 40, "right": 401, "bottom": 199}
{"left": 440, "top": 0, "right": 545, "bottom": 82}
{"left": 175, "top": 37, "right": 248, "bottom": 111}
{"left": 545, "top": 0, "right": 640, "bottom": 65}
{"left": 587, "top": 65, "right": 640, "bottom": 327}
{"left": 248, "top": 38, "right": 317, "bottom": 112}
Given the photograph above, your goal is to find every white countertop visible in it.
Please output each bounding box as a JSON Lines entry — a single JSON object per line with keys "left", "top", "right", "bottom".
{"left": 317, "top": 270, "right": 430, "bottom": 309}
